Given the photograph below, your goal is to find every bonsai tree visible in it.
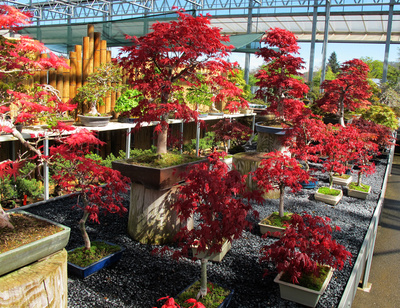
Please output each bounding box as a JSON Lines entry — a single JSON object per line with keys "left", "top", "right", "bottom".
{"left": 317, "top": 59, "right": 372, "bottom": 127}
{"left": 252, "top": 151, "right": 309, "bottom": 218}
{"left": 261, "top": 213, "right": 352, "bottom": 286}
{"left": 49, "top": 130, "right": 130, "bottom": 250}
{"left": 360, "top": 103, "right": 399, "bottom": 130}
{"left": 75, "top": 62, "right": 125, "bottom": 116}
{"left": 0, "top": 5, "right": 75, "bottom": 220}
{"left": 118, "top": 9, "right": 247, "bottom": 154}
{"left": 158, "top": 152, "right": 259, "bottom": 300}
{"left": 211, "top": 118, "right": 252, "bottom": 153}
{"left": 114, "top": 88, "right": 144, "bottom": 116}
{"left": 254, "top": 28, "right": 309, "bottom": 123}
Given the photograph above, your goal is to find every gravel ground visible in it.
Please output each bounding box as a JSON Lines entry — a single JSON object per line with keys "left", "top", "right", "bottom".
{"left": 23, "top": 157, "right": 388, "bottom": 308}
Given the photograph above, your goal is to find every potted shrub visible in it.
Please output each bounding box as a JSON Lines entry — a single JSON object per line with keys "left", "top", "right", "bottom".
{"left": 317, "top": 59, "right": 372, "bottom": 127}
{"left": 156, "top": 152, "right": 258, "bottom": 305}
{"left": 50, "top": 130, "right": 130, "bottom": 278}
{"left": 261, "top": 213, "right": 352, "bottom": 307}
{"left": 75, "top": 62, "right": 125, "bottom": 127}
{"left": 114, "top": 88, "right": 143, "bottom": 122}
{"left": 252, "top": 151, "right": 309, "bottom": 236}
{"left": 253, "top": 28, "right": 309, "bottom": 152}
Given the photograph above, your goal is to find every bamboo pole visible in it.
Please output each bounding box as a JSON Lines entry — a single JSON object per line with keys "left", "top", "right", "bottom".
{"left": 100, "top": 40, "right": 107, "bottom": 65}
{"left": 82, "top": 36, "right": 90, "bottom": 85}
{"left": 40, "top": 54, "right": 48, "bottom": 84}
{"left": 56, "top": 65, "right": 64, "bottom": 97}
{"left": 49, "top": 69, "right": 56, "bottom": 88}
{"left": 69, "top": 51, "right": 77, "bottom": 100}
{"left": 87, "top": 24, "right": 94, "bottom": 75}
{"left": 75, "top": 45, "right": 82, "bottom": 89}
{"left": 63, "top": 59, "right": 70, "bottom": 103}
{"left": 94, "top": 32, "right": 101, "bottom": 70}
{"left": 105, "top": 51, "right": 112, "bottom": 113}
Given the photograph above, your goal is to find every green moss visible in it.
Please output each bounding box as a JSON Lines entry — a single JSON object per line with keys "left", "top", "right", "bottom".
{"left": 260, "top": 212, "right": 292, "bottom": 228}
{"left": 318, "top": 187, "right": 341, "bottom": 196}
{"left": 176, "top": 281, "right": 231, "bottom": 308}
{"left": 280, "top": 265, "right": 330, "bottom": 291}
{"left": 68, "top": 241, "right": 121, "bottom": 268}
{"left": 349, "top": 182, "right": 371, "bottom": 192}
{"left": 333, "top": 173, "right": 351, "bottom": 179}
{"left": 126, "top": 150, "right": 203, "bottom": 168}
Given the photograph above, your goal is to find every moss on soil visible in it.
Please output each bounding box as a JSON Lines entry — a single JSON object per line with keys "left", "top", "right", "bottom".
{"left": 280, "top": 264, "right": 330, "bottom": 291}
{"left": 349, "top": 182, "right": 371, "bottom": 192}
{"left": 318, "top": 187, "right": 342, "bottom": 196}
{"left": 68, "top": 241, "right": 121, "bottom": 267}
{"left": 260, "top": 212, "right": 292, "bottom": 228}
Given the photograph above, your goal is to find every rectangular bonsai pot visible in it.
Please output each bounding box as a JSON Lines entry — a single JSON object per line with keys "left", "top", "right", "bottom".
{"left": 0, "top": 211, "right": 70, "bottom": 277}
{"left": 112, "top": 158, "right": 207, "bottom": 191}
{"left": 191, "top": 239, "right": 232, "bottom": 262}
{"left": 348, "top": 185, "right": 371, "bottom": 199}
{"left": 67, "top": 241, "right": 125, "bottom": 279}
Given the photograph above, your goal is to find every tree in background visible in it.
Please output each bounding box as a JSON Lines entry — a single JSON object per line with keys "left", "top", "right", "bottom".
{"left": 327, "top": 52, "right": 340, "bottom": 74}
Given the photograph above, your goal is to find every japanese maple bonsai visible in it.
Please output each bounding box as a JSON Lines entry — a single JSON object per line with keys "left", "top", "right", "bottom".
{"left": 261, "top": 213, "right": 352, "bottom": 307}
{"left": 252, "top": 151, "right": 309, "bottom": 235}
{"left": 118, "top": 9, "right": 247, "bottom": 155}
{"left": 50, "top": 130, "right": 130, "bottom": 274}
{"left": 317, "top": 59, "right": 372, "bottom": 127}
{"left": 254, "top": 28, "right": 309, "bottom": 125}
{"left": 157, "top": 152, "right": 258, "bottom": 304}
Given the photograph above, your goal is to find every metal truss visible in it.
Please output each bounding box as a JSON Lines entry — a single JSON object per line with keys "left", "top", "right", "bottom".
{"left": 4, "top": 0, "right": 399, "bottom": 24}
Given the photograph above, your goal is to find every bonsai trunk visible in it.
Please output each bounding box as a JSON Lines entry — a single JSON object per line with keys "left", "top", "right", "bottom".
{"left": 88, "top": 102, "right": 99, "bottom": 116}
{"left": 156, "top": 114, "right": 169, "bottom": 155}
{"left": 339, "top": 94, "right": 345, "bottom": 127}
{"left": 279, "top": 185, "right": 285, "bottom": 217}
{"left": 79, "top": 209, "right": 91, "bottom": 250}
{"left": 357, "top": 171, "right": 362, "bottom": 186}
{"left": 197, "top": 258, "right": 208, "bottom": 299}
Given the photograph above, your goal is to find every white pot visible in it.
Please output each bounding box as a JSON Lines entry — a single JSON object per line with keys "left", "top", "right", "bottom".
{"left": 314, "top": 189, "right": 343, "bottom": 206}
{"left": 348, "top": 184, "right": 371, "bottom": 200}
{"left": 191, "top": 239, "right": 231, "bottom": 262}
{"left": 274, "top": 266, "right": 334, "bottom": 307}
{"left": 331, "top": 175, "right": 352, "bottom": 187}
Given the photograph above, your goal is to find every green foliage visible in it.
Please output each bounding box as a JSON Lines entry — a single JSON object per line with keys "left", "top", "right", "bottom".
{"left": 184, "top": 132, "right": 216, "bottom": 155}
{"left": 361, "top": 103, "right": 399, "bottom": 129}
{"left": 261, "top": 212, "right": 292, "bottom": 228}
{"left": 176, "top": 281, "right": 230, "bottom": 308}
{"left": 349, "top": 182, "right": 371, "bottom": 192}
{"left": 114, "top": 89, "right": 143, "bottom": 113}
{"left": 327, "top": 52, "right": 340, "bottom": 74}
{"left": 317, "top": 187, "right": 341, "bottom": 196}
{"left": 68, "top": 241, "right": 121, "bottom": 267}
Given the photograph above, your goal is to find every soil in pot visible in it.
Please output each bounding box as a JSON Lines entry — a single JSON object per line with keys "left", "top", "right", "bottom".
{"left": 0, "top": 213, "right": 63, "bottom": 253}
{"left": 280, "top": 264, "right": 331, "bottom": 291}
{"left": 260, "top": 212, "right": 292, "bottom": 229}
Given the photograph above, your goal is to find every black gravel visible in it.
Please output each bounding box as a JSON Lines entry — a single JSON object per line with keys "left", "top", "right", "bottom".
{"left": 23, "top": 157, "right": 388, "bottom": 308}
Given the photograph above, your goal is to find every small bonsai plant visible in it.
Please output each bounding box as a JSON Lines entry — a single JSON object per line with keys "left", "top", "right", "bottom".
{"left": 157, "top": 152, "right": 259, "bottom": 302}
{"left": 75, "top": 62, "right": 125, "bottom": 116}
{"left": 254, "top": 28, "right": 309, "bottom": 124}
{"left": 211, "top": 118, "right": 252, "bottom": 154}
{"left": 50, "top": 130, "right": 130, "bottom": 252}
{"left": 317, "top": 59, "right": 372, "bottom": 127}
{"left": 261, "top": 213, "right": 352, "bottom": 289}
{"left": 252, "top": 151, "right": 309, "bottom": 219}
{"left": 114, "top": 88, "right": 143, "bottom": 117}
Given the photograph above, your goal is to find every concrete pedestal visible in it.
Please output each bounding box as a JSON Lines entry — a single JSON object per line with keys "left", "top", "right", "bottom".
{"left": 0, "top": 249, "right": 68, "bottom": 308}
{"left": 128, "top": 183, "right": 193, "bottom": 244}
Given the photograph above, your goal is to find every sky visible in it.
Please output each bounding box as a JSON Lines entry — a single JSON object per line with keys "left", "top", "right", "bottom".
{"left": 229, "top": 42, "right": 400, "bottom": 73}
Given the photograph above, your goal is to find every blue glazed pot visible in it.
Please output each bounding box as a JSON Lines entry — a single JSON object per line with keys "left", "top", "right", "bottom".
{"left": 300, "top": 180, "right": 319, "bottom": 189}
{"left": 68, "top": 240, "right": 125, "bottom": 279}
{"left": 255, "top": 122, "right": 287, "bottom": 135}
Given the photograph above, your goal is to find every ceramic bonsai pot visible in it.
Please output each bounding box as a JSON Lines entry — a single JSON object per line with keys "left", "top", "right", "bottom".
{"left": 274, "top": 266, "right": 334, "bottom": 307}
{"left": 67, "top": 241, "right": 125, "bottom": 279}
{"left": 191, "top": 239, "right": 232, "bottom": 262}
{"left": 331, "top": 174, "right": 352, "bottom": 187}
{"left": 255, "top": 122, "right": 286, "bottom": 135}
{"left": 0, "top": 210, "right": 71, "bottom": 277}
{"left": 258, "top": 222, "right": 285, "bottom": 237}
{"left": 314, "top": 188, "right": 343, "bottom": 206}
{"left": 78, "top": 115, "right": 112, "bottom": 127}
{"left": 300, "top": 179, "right": 319, "bottom": 189}
{"left": 112, "top": 158, "right": 207, "bottom": 191}
{"left": 348, "top": 184, "right": 371, "bottom": 200}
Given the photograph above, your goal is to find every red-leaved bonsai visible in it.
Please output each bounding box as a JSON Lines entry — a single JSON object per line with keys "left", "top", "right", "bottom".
{"left": 211, "top": 118, "right": 253, "bottom": 153}
{"left": 158, "top": 152, "right": 259, "bottom": 300}
{"left": 254, "top": 28, "right": 309, "bottom": 123}
{"left": 50, "top": 130, "right": 130, "bottom": 250}
{"left": 252, "top": 151, "right": 309, "bottom": 218}
{"left": 118, "top": 9, "right": 247, "bottom": 154}
{"left": 0, "top": 5, "right": 75, "bottom": 224}
{"left": 261, "top": 213, "right": 352, "bottom": 286}
{"left": 317, "top": 59, "right": 372, "bottom": 127}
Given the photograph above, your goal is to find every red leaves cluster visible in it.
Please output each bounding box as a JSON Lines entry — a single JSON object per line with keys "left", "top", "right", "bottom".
{"left": 255, "top": 28, "right": 308, "bottom": 122}
{"left": 171, "top": 151, "right": 259, "bottom": 259}
{"left": 260, "top": 213, "right": 352, "bottom": 285}
{"left": 155, "top": 296, "right": 205, "bottom": 308}
{"left": 50, "top": 130, "right": 130, "bottom": 224}
{"left": 211, "top": 118, "right": 252, "bottom": 149}
{"left": 318, "top": 59, "right": 372, "bottom": 125}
